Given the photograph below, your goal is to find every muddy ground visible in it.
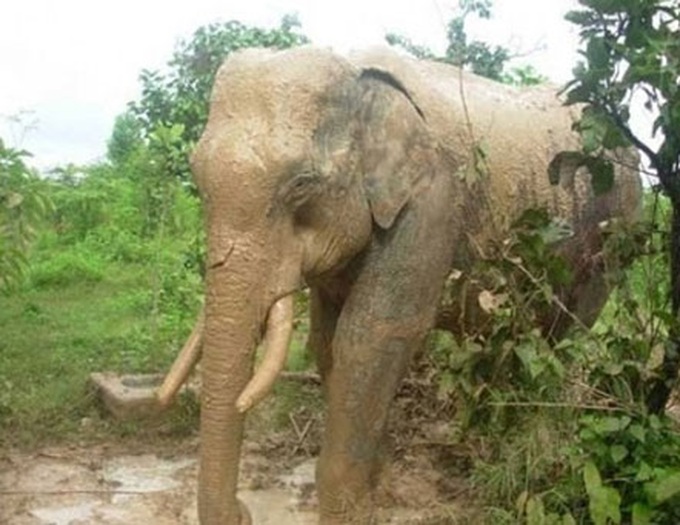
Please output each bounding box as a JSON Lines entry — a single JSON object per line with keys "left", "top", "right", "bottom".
{"left": 0, "top": 374, "right": 478, "bottom": 524}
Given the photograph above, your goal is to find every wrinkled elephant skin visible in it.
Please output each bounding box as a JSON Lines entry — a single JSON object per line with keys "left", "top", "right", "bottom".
{"left": 161, "top": 46, "right": 641, "bottom": 524}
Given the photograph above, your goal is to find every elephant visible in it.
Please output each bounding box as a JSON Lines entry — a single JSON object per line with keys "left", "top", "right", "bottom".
{"left": 155, "top": 46, "right": 642, "bottom": 524}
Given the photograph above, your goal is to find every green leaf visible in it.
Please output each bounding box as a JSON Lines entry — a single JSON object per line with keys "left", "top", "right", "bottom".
{"left": 629, "top": 424, "right": 646, "bottom": 443}
{"left": 561, "top": 513, "right": 577, "bottom": 525}
{"left": 565, "top": 10, "right": 595, "bottom": 26}
{"left": 591, "top": 415, "right": 630, "bottom": 435}
{"left": 526, "top": 495, "right": 546, "bottom": 525}
{"left": 579, "top": 108, "right": 609, "bottom": 154}
{"left": 636, "top": 462, "right": 654, "bottom": 482}
{"left": 609, "top": 444, "right": 628, "bottom": 463}
{"left": 515, "top": 343, "right": 543, "bottom": 379}
{"left": 645, "top": 470, "right": 680, "bottom": 504}
{"left": 632, "top": 503, "right": 651, "bottom": 525}
{"left": 587, "top": 37, "right": 610, "bottom": 70}
{"left": 437, "top": 371, "right": 455, "bottom": 399}
{"left": 583, "top": 461, "right": 621, "bottom": 525}
{"left": 587, "top": 483, "right": 622, "bottom": 525}
{"left": 584, "top": 156, "right": 614, "bottom": 195}
{"left": 584, "top": 461, "right": 602, "bottom": 493}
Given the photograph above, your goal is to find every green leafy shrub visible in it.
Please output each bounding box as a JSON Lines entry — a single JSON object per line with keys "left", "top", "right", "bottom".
{"left": 0, "top": 139, "right": 52, "bottom": 291}
{"left": 29, "top": 247, "right": 106, "bottom": 288}
{"left": 434, "top": 208, "right": 575, "bottom": 429}
{"left": 426, "top": 196, "right": 680, "bottom": 524}
{"left": 569, "top": 413, "right": 680, "bottom": 525}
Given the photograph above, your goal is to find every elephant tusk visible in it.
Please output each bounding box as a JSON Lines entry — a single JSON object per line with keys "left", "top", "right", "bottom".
{"left": 155, "top": 310, "right": 204, "bottom": 409}
{"left": 236, "top": 294, "right": 294, "bottom": 413}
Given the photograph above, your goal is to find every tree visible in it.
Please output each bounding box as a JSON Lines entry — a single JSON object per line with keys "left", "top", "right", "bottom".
{"left": 386, "top": 0, "right": 546, "bottom": 85}
{"left": 107, "top": 111, "right": 143, "bottom": 165}
{"left": 561, "top": 0, "right": 680, "bottom": 412}
{"left": 127, "top": 15, "right": 309, "bottom": 182}
{"left": 0, "top": 139, "right": 51, "bottom": 291}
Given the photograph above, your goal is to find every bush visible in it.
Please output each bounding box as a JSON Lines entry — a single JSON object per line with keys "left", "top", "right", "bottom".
{"left": 29, "top": 247, "right": 106, "bottom": 288}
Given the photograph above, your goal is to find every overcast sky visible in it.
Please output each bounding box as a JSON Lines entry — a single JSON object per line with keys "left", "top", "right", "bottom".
{"left": 0, "top": 0, "right": 583, "bottom": 169}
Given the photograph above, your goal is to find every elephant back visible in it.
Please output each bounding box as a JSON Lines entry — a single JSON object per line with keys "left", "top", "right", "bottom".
{"left": 351, "top": 48, "right": 642, "bottom": 338}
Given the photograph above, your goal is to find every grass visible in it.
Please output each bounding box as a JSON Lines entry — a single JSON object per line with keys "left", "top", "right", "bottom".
{"left": 0, "top": 240, "right": 316, "bottom": 448}
{"left": 0, "top": 247, "right": 199, "bottom": 446}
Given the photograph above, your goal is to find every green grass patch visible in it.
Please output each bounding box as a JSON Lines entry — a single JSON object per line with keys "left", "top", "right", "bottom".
{"left": 0, "top": 254, "right": 200, "bottom": 447}
{"left": 28, "top": 247, "right": 106, "bottom": 288}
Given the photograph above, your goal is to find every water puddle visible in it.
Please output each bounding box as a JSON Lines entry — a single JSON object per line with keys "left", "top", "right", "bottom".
{"left": 31, "top": 501, "right": 100, "bottom": 525}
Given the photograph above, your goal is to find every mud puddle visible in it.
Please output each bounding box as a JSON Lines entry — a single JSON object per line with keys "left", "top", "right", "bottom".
{"left": 1, "top": 444, "right": 472, "bottom": 524}
{"left": 0, "top": 446, "right": 317, "bottom": 525}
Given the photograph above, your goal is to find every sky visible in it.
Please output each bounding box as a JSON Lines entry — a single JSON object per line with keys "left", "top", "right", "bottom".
{"left": 0, "top": 0, "right": 584, "bottom": 170}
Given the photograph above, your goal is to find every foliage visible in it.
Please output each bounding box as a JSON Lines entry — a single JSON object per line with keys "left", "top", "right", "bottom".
{"left": 572, "top": 413, "right": 680, "bottom": 525}
{"left": 29, "top": 247, "right": 105, "bottom": 288}
{"left": 0, "top": 139, "right": 51, "bottom": 292}
{"left": 558, "top": 196, "right": 680, "bottom": 525}
{"left": 386, "top": 0, "right": 547, "bottom": 86}
{"left": 106, "top": 111, "right": 143, "bottom": 165}
{"left": 546, "top": 6, "right": 680, "bottom": 516}
{"left": 128, "top": 15, "right": 309, "bottom": 182}
{"left": 428, "top": 209, "right": 582, "bottom": 522}
{"left": 437, "top": 194, "right": 680, "bottom": 524}
{"left": 560, "top": 0, "right": 680, "bottom": 414}
{"left": 434, "top": 209, "right": 574, "bottom": 428}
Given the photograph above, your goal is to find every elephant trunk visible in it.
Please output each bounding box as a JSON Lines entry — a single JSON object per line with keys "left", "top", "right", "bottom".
{"left": 198, "top": 255, "right": 259, "bottom": 525}
{"left": 197, "top": 243, "right": 295, "bottom": 525}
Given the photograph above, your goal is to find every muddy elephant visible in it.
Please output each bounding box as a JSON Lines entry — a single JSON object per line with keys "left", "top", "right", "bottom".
{"left": 157, "top": 46, "right": 641, "bottom": 524}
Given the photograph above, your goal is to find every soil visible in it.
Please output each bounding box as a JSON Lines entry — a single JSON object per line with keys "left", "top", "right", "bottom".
{"left": 0, "top": 368, "right": 479, "bottom": 524}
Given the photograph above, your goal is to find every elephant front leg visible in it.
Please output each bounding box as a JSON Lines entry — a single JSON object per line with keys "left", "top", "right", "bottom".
{"left": 316, "top": 235, "right": 453, "bottom": 521}
{"left": 317, "top": 323, "right": 426, "bottom": 523}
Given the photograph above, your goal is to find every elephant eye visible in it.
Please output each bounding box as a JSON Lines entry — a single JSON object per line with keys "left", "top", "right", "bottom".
{"left": 280, "top": 172, "right": 322, "bottom": 210}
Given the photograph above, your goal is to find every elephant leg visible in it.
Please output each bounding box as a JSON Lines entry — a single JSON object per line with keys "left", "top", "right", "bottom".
{"left": 316, "top": 194, "right": 455, "bottom": 523}
{"left": 308, "top": 286, "right": 343, "bottom": 385}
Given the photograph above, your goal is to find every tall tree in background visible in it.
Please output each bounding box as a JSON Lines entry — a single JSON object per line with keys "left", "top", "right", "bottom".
{"left": 386, "top": 0, "right": 546, "bottom": 85}
{"left": 562, "top": 0, "right": 679, "bottom": 413}
{"left": 107, "top": 112, "right": 143, "bottom": 166}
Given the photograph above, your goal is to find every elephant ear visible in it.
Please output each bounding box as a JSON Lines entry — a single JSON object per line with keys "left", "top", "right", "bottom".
{"left": 358, "top": 68, "right": 434, "bottom": 230}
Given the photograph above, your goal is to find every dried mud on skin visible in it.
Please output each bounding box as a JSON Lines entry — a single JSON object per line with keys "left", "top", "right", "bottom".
{"left": 0, "top": 368, "right": 478, "bottom": 524}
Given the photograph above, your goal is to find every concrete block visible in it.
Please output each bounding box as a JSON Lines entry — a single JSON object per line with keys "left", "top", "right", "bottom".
{"left": 90, "top": 372, "right": 197, "bottom": 420}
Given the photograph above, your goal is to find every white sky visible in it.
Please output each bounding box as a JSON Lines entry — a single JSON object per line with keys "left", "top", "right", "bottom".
{"left": 0, "top": 0, "right": 583, "bottom": 169}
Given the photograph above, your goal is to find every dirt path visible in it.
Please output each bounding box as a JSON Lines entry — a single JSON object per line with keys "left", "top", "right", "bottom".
{"left": 0, "top": 436, "right": 472, "bottom": 524}
{"left": 1, "top": 368, "right": 477, "bottom": 524}
{"left": 0, "top": 442, "right": 317, "bottom": 525}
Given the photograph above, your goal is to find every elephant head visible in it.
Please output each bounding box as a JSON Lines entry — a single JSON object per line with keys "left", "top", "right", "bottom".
{"left": 157, "top": 46, "right": 642, "bottom": 524}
